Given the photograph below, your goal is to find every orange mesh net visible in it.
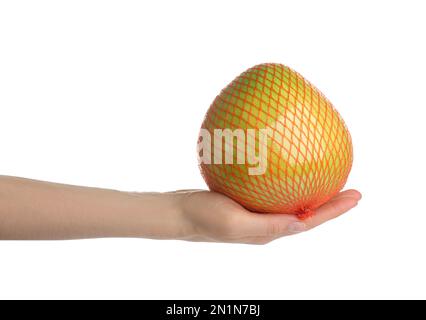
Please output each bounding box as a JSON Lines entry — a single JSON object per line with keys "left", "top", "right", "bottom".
{"left": 199, "top": 63, "right": 353, "bottom": 219}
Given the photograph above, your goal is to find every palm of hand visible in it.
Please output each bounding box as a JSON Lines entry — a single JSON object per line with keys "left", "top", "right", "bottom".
{"left": 179, "top": 189, "right": 361, "bottom": 244}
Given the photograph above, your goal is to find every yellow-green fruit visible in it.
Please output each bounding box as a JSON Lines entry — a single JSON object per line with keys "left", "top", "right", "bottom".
{"left": 198, "top": 63, "right": 353, "bottom": 218}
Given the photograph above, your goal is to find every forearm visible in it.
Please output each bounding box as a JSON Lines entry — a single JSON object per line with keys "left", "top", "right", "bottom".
{"left": 0, "top": 176, "right": 188, "bottom": 240}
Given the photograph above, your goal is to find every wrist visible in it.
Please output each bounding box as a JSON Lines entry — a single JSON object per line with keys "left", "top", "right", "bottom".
{"left": 127, "top": 191, "right": 191, "bottom": 240}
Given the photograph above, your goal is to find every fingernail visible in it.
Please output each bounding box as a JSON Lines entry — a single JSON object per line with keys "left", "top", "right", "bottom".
{"left": 287, "top": 222, "right": 307, "bottom": 234}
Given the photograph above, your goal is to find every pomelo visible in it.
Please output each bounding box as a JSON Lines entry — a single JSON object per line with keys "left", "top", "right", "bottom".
{"left": 198, "top": 63, "right": 353, "bottom": 218}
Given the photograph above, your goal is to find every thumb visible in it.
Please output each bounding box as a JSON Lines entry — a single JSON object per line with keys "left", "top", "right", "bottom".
{"left": 236, "top": 211, "right": 305, "bottom": 238}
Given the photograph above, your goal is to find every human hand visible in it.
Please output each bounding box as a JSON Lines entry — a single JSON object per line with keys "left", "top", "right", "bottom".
{"left": 177, "top": 189, "right": 361, "bottom": 244}
{"left": 0, "top": 176, "right": 360, "bottom": 242}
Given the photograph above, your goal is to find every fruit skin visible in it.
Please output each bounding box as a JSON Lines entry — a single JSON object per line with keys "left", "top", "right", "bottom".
{"left": 198, "top": 63, "right": 353, "bottom": 218}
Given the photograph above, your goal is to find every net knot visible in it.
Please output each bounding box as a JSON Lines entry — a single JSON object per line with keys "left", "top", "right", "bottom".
{"left": 297, "top": 208, "right": 314, "bottom": 220}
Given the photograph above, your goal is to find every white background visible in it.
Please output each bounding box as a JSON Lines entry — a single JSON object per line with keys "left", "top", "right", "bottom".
{"left": 0, "top": 0, "right": 425, "bottom": 299}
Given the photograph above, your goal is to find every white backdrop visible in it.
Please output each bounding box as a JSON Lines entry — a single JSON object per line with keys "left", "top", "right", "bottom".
{"left": 1, "top": 0, "right": 425, "bottom": 299}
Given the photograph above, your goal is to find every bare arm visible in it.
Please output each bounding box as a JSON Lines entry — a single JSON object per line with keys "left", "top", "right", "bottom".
{"left": 0, "top": 176, "right": 187, "bottom": 240}
{"left": 0, "top": 176, "right": 361, "bottom": 243}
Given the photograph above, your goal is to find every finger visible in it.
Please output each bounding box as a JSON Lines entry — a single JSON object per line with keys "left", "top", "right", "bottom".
{"left": 332, "top": 189, "right": 362, "bottom": 201}
{"left": 304, "top": 192, "right": 361, "bottom": 230}
{"left": 229, "top": 189, "right": 361, "bottom": 238}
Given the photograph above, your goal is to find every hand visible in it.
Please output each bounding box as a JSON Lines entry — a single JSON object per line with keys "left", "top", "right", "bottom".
{"left": 0, "top": 176, "right": 361, "bottom": 242}
{"left": 177, "top": 189, "right": 361, "bottom": 244}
